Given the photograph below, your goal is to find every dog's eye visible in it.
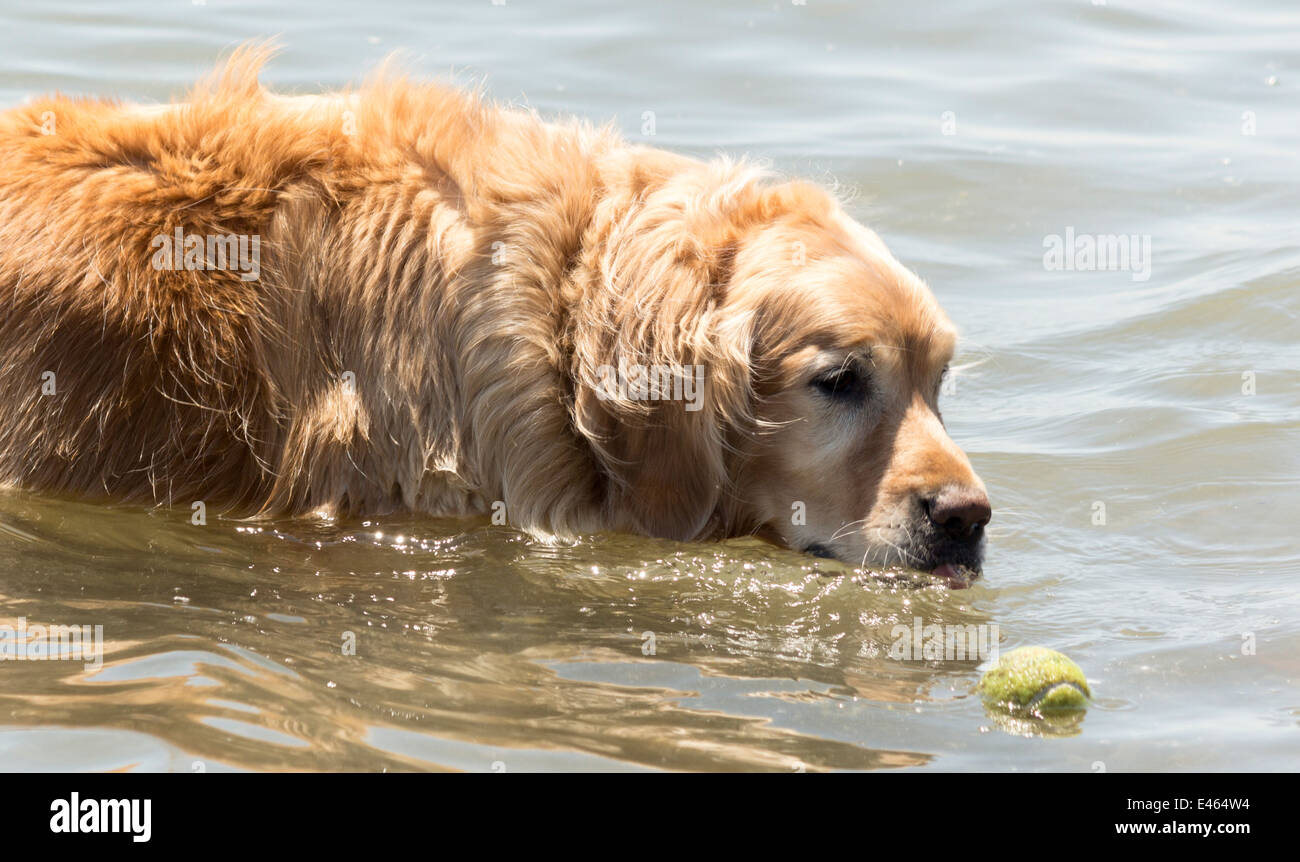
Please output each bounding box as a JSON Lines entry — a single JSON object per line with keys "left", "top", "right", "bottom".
{"left": 811, "top": 365, "right": 867, "bottom": 402}
{"left": 936, "top": 364, "right": 950, "bottom": 397}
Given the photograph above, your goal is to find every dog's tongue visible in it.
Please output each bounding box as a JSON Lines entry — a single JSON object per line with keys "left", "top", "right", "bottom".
{"left": 931, "top": 563, "right": 973, "bottom": 588}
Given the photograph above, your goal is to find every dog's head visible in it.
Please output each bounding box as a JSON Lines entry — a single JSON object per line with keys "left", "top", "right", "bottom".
{"left": 573, "top": 160, "right": 989, "bottom": 581}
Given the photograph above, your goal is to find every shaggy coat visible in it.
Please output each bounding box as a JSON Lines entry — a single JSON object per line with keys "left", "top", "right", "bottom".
{"left": 0, "top": 48, "right": 989, "bottom": 573}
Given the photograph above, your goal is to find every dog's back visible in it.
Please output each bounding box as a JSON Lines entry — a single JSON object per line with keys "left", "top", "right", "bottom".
{"left": 0, "top": 48, "right": 617, "bottom": 521}
{"left": 0, "top": 57, "right": 300, "bottom": 509}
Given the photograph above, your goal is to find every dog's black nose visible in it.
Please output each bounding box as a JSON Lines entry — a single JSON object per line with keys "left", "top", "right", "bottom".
{"left": 925, "top": 489, "right": 991, "bottom": 541}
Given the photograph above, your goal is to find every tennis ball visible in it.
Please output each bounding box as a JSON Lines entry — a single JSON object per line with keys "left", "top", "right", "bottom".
{"left": 978, "top": 647, "right": 1091, "bottom": 713}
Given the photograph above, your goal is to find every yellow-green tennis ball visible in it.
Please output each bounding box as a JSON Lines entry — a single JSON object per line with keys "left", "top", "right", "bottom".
{"left": 979, "top": 647, "right": 1091, "bottom": 713}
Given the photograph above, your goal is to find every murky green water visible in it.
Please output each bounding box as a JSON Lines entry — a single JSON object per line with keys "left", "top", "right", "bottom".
{"left": 1, "top": 0, "right": 1298, "bottom": 771}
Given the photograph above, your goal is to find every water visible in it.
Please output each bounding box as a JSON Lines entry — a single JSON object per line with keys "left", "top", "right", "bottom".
{"left": 1, "top": 0, "right": 1297, "bottom": 771}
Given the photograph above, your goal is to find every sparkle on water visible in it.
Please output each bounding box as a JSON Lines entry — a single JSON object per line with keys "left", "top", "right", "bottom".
{"left": 0, "top": 0, "right": 1297, "bottom": 771}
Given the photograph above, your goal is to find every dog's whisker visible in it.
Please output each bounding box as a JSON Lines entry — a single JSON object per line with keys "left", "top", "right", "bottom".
{"left": 828, "top": 518, "right": 870, "bottom": 542}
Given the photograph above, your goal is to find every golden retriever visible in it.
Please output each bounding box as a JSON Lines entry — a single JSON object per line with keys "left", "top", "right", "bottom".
{"left": 0, "top": 47, "right": 991, "bottom": 580}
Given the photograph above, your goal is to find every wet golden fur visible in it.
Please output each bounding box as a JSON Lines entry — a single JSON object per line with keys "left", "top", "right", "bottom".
{"left": 0, "top": 47, "right": 986, "bottom": 568}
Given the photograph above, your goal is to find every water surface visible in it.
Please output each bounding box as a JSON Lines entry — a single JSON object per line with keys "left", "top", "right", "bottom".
{"left": 1, "top": 0, "right": 1297, "bottom": 771}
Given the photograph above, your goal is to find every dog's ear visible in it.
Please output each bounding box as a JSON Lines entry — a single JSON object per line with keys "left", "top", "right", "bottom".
{"left": 570, "top": 173, "right": 760, "bottom": 541}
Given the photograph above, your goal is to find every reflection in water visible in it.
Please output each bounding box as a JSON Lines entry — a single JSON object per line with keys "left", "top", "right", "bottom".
{"left": 983, "top": 708, "right": 1086, "bottom": 740}
{"left": 0, "top": 491, "right": 1010, "bottom": 771}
